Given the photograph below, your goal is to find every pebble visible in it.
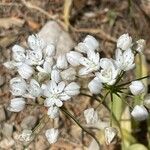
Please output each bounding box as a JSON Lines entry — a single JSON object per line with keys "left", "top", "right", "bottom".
{"left": 0, "top": 105, "right": 6, "bottom": 122}
{"left": 21, "top": 116, "right": 37, "bottom": 130}
{"left": 2, "top": 123, "right": 13, "bottom": 138}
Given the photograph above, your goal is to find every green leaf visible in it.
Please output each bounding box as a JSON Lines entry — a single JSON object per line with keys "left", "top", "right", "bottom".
{"left": 128, "top": 144, "right": 148, "bottom": 150}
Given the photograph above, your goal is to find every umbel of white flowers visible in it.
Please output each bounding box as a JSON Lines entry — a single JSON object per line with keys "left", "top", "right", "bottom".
{"left": 4, "top": 33, "right": 147, "bottom": 145}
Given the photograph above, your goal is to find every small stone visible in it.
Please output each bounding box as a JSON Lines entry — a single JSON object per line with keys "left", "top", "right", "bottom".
{"left": 21, "top": 116, "right": 37, "bottom": 130}
{"left": 0, "top": 75, "right": 5, "bottom": 86}
{"left": 0, "top": 105, "right": 6, "bottom": 122}
{"left": 2, "top": 123, "right": 13, "bottom": 138}
{"left": 0, "top": 138, "right": 15, "bottom": 149}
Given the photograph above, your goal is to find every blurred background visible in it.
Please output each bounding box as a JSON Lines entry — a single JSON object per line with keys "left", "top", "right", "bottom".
{"left": 0, "top": 0, "right": 150, "bottom": 149}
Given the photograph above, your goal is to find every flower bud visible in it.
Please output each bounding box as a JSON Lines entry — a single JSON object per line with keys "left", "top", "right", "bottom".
{"left": 7, "top": 98, "right": 25, "bottom": 112}
{"left": 17, "top": 64, "right": 34, "bottom": 79}
{"left": 117, "top": 33, "right": 132, "bottom": 50}
{"left": 131, "top": 105, "right": 148, "bottom": 121}
{"left": 84, "top": 108, "right": 99, "bottom": 124}
{"left": 56, "top": 54, "right": 68, "bottom": 69}
{"left": 47, "top": 106, "right": 59, "bottom": 119}
{"left": 64, "top": 82, "right": 80, "bottom": 96}
{"left": 104, "top": 127, "right": 118, "bottom": 145}
{"left": 66, "top": 51, "right": 83, "bottom": 66}
{"left": 88, "top": 77, "right": 103, "bottom": 94}
{"left": 129, "top": 81, "right": 145, "bottom": 95}
{"left": 144, "top": 94, "right": 150, "bottom": 109}
{"left": 45, "top": 128, "right": 59, "bottom": 144}
{"left": 135, "top": 39, "right": 146, "bottom": 53}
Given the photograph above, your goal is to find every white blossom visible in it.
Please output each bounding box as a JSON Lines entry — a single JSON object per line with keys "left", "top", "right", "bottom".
{"left": 129, "top": 81, "right": 145, "bottom": 95}
{"left": 27, "top": 79, "right": 42, "bottom": 98}
{"left": 7, "top": 98, "right": 25, "bottom": 112}
{"left": 43, "top": 81, "right": 70, "bottom": 107}
{"left": 131, "top": 105, "right": 148, "bottom": 121}
{"left": 96, "top": 58, "right": 119, "bottom": 85}
{"left": 79, "top": 50, "right": 100, "bottom": 75}
{"left": 104, "top": 127, "right": 118, "bottom": 145}
{"left": 64, "top": 82, "right": 80, "bottom": 96}
{"left": 10, "top": 77, "right": 27, "bottom": 96}
{"left": 56, "top": 54, "right": 68, "bottom": 69}
{"left": 136, "top": 39, "right": 146, "bottom": 53}
{"left": 61, "top": 67, "right": 76, "bottom": 81}
{"left": 117, "top": 33, "right": 132, "bottom": 50}
{"left": 28, "top": 34, "right": 45, "bottom": 51}
{"left": 47, "top": 106, "right": 59, "bottom": 119}
{"left": 12, "top": 45, "right": 25, "bottom": 62}
{"left": 51, "top": 69, "right": 62, "bottom": 83}
{"left": 115, "top": 48, "right": 135, "bottom": 71}
{"left": 45, "top": 128, "right": 59, "bottom": 144}
{"left": 88, "top": 77, "right": 103, "bottom": 94}
{"left": 17, "top": 64, "right": 34, "bottom": 79}
{"left": 75, "top": 35, "right": 99, "bottom": 53}
{"left": 66, "top": 51, "right": 83, "bottom": 66}
{"left": 84, "top": 108, "right": 99, "bottom": 124}
{"left": 26, "top": 50, "right": 43, "bottom": 65}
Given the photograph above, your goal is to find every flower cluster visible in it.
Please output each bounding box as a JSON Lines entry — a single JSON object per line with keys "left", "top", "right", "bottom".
{"left": 4, "top": 33, "right": 149, "bottom": 146}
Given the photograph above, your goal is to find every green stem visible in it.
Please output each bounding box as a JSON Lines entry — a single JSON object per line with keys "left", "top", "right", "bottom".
{"left": 110, "top": 92, "right": 113, "bottom": 127}
{"left": 117, "top": 75, "right": 150, "bottom": 87}
{"left": 60, "top": 106, "right": 101, "bottom": 149}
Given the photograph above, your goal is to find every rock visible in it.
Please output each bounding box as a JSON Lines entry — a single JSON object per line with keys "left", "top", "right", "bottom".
{"left": 0, "top": 138, "right": 15, "bottom": 149}
{"left": 2, "top": 123, "right": 13, "bottom": 138}
{"left": 21, "top": 116, "right": 37, "bottom": 130}
{"left": 38, "top": 21, "right": 75, "bottom": 56}
{"left": 0, "top": 75, "right": 5, "bottom": 86}
{"left": 0, "top": 105, "right": 6, "bottom": 122}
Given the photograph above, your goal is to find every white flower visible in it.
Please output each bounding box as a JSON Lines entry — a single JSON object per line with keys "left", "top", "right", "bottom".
{"left": 136, "top": 39, "right": 146, "bottom": 53}
{"left": 27, "top": 79, "right": 42, "bottom": 98}
{"left": 43, "top": 44, "right": 55, "bottom": 58}
{"left": 45, "top": 128, "right": 59, "bottom": 144}
{"left": 17, "top": 64, "right": 34, "bottom": 79}
{"left": 64, "top": 82, "right": 80, "bottom": 96}
{"left": 115, "top": 48, "right": 135, "bottom": 71}
{"left": 104, "top": 127, "right": 118, "bottom": 145}
{"left": 37, "top": 58, "right": 54, "bottom": 74}
{"left": 75, "top": 35, "right": 99, "bottom": 53}
{"left": 19, "top": 129, "right": 33, "bottom": 142}
{"left": 117, "top": 33, "right": 132, "bottom": 50}
{"left": 84, "top": 108, "right": 99, "bottom": 124}
{"left": 66, "top": 51, "right": 83, "bottom": 66}
{"left": 43, "top": 81, "right": 70, "bottom": 107}
{"left": 131, "top": 105, "right": 148, "bottom": 121}
{"left": 96, "top": 58, "right": 119, "bottom": 85}
{"left": 28, "top": 34, "right": 45, "bottom": 51}
{"left": 51, "top": 69, "right": 62, "bottom": 83}
{"left": 56, "top": 54, "right": 68, "bottom": 69}
{"left": 79, "top": 50, "right": 100, "bottom": 75}
{"left": 129, "top": 81, "right": 145, "bottom": 95}
{"left": 61, "top": 67, "right": 76, "bottom": 81}
{"left": 12, "top": 45, "right": 26, "bottom": 62}
{"left": 88, "top": 77, "right": 103, "bottom": 94}
{"left": 26, "top": 50, "right": 43, "bottom": 65}
{"left": 47, "top": 106, "right": 59, "bottom": 119}
{"left": 10, "top": 77, "right": 27, "bottom": 96}
{"left": 7, "top": 98, "right": 25, "bottom": 112}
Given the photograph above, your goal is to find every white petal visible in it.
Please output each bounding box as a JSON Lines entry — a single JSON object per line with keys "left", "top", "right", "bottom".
{"left": 44, "top": 98, "right": 55, "bottom": 107}
{"left": 59, "top": 92, "right": 70, "bottom": 101}
{"left": 66, "top": 51, "right": 83, "bottom": 66}
{"left": 56, "top": 54, "right": 68, "bottom": 69}
{"left": 3, "top": 61, "right": 16, "bottom": 69}
{"left": 136, "top": 39, "right": 146, "bottom": 53}
{"left": 17, "top": 64, "right": 34, "bottom": 79}
{"left": 7, "top": 98, "right": 25, "bottom": 112}
{"left": 57, "top": 81, "right": 65, "bottom": 93}
{"left": 88, "top": 77, "right": 103, "bottom": 94}
{"left": 51, "top": 69, "right": 62, "bottom": 83}
{"left": 44, "top": 44, "right": 55, "bottom": 57}
{"left": 47, "top": 106, "right": 59, "bottom": 119}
